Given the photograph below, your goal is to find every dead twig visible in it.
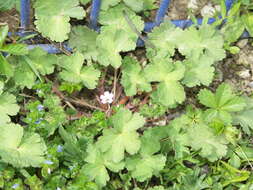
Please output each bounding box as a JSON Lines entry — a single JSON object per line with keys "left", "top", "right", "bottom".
{"left": 99, "top": 68, "right": 107, "bottom": 94}
{"left": 112, "top": 69, "right": 118, "bottom": 102}
{"left": 68, "top": 98, "right": 105, "bottom": 112}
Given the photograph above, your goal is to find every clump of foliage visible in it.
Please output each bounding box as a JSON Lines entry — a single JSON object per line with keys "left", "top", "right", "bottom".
{"left": 0, "top": 0, "right": 253, "bottom": 189}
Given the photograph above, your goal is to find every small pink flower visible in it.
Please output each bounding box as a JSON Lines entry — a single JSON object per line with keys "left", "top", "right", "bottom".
{"left": 100, "top": 91, "right": 114, "bottom": 104}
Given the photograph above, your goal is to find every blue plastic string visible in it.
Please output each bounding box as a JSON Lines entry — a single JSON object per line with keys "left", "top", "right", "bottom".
{"left": 225, "top": 0, "right": 234, "bottom": 12}
{"left": 90, "top": 0, "right": 101, "bottom": 30}
{"left": 20, "top": 0, "right": 30, "bottom": 30}
{"left": 155, "top": 0, "right": 171, "bottom": 23}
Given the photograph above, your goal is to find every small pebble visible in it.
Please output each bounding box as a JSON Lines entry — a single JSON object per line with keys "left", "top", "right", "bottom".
{"left": 237, "top": 70, "right": 251, "bottom": 79}
{"left": 236, "top": 39, "right": 248, "bottom": 49}
{"left": 248, "top": 81, "right": 253, "bottom": 88}
{"left": 201, "top": 3, "right": 216, "bottom": 17}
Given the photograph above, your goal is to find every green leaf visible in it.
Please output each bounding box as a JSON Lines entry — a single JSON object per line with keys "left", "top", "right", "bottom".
{"left": 96, "top": 28, "right": 123, "bottom": 68}
{"left": 198, "top": 83, "right": 246, "bottom": 124}
{"left": 124, "top": 0, "right": 156, "bottom": 12}
{"left": 164, "top": 106, "right": 230, "bottom": 161}
{"left": 145, "top": 60, "right": 185, "bottom": 106}
{"left": 147, "top": 23, "right": 225, "bottom": 62}
{"left": 42, "top": 95, "right": 66, "bottom": 137}
{"left": 23, "top": 56, "right": 42, "bottom": 82}
{"left": 165, "top": 114, "right": 191, "bottom": 159}
{"left": 0, "top": 25, "right": 8, "bottom": 47}
{"left": 0, "top": 123, "right": 47, "bottom": 167}
{"left": 123, "top": 0, "right": 143, "bottom": 12}
{"left": 234, "top": 109, "right": 253, "bottom": 134}
{"left": 0, "top": 54, "right": 13, "bottom": 77}
{"left": 121, "top": 56, "right": 151, "bottom": 96}
{"left": 12, "top": 57, "right": 36, "bottom": 89}
{"left": 182, "top": 56, "right": 215, "bottom": 87}
{"left": 80, "top": 0, "right": 90, "bottom": 5}
{"left": 24, "top": 47, "right": 57, "bottom": 75}
{"left": 96, "top": 108, "right": 145, "bottom": 163}
{"left": 12, "top": 47, "right": 57, "bottom": 88}
{"left": 220, "top": 0, "right": 227, "bottom": 18}
{"left": 0, "top": 44, "right": 28, "bottom": 55}
{"left": 0, "top": 93, "right": 19, "bottom": 125}
{"left": 220, "top": 161, "right": 250, "bottom": 187}
{"left": 126, "top": 129, "right": 166, "bottom": 182}
{"left": 142, "top": 0, "right": 157, "bottom": 10}
{"left": 101, "top": 0, "right": 120, "bottom": 10}
{"left": 59, "top": 52, "right": 101, "bottom": 89}
{"left": 233, "top": 97, "right": 253, "bottom": 135}
{"left": 97, "top": 4, "right": 144, "bottom": 68}
{"left": 0, "top": 81, "right": 3, "bottom": 95}
{"left": 35, "top": 15, "right": 71, "bottom": 42}
{"left": 83, "top": 144, "right": 124, "bottom": 187}
{"left": 126, "top": 153, "right": 166, "bottom": 182}
{"left": 59, "top": 126, "right": 87, "bottom": 163}
{"left": 242, "top": 13, "right": 253, "bottom": 37}
{"left": 69, "top": 26, "right": 98, "bottom": 61}
{"left": 228, "top": 2, "right": 241, "bottom": 17}
{"left": 148, "top": 186, "right": 165, "bottom": 190}
{"left": 175, "top": 169, "right": 209, "bottom": 190}
{"left": 101, "top": 0, "right": 156, "bottom": 12}
{"left": 34, "top": 0, "right": 86, "bottom": 42}
{"left": 221, "top": 17, "right": 245, "bottom": 45}
{"left": 140, "top": 126, "right": 168, "bottom": 155}
{"left": 176, "top": 24, "right": 225, "bottom": 61}
{"left": 186, "top": 124, "right": 228, "bottom": 161}
{"left": 147, "top": 22, "right": 181, "bottom": 60}
{"left": 0, "top": 0, "right": 17, "bottom": 11}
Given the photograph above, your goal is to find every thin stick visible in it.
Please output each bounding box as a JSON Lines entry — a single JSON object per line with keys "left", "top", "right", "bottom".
{"left": 51, "top": 84, "right": 76, "bottom": 110}
{"left": 236, "top": 144, "right": 253, "bottom": 170}
{"left": 113, "top": 86, "right": 123, "bottom": 105}
{"left": 113, "top": 69, "right": 118, "bottom": 101}
{"left": 99, "top": 68, "right": 107, "bottom": 94}
{"left": 19, "top": 93, "right": 35, "bottom": 99}
{"left": 122, "top": 10, "right": 156, "bottom": 49}
{"left": 31, "top": 26, "right": 72, "bottom": 56}
{"left": 68, "top": 98, "right": 105, "bottom": 111}
{"left": 65, "top": 101, "right": 76, "bottom": 110}
{"left": 52, "top": 86, "right": 102, "bottom": 111}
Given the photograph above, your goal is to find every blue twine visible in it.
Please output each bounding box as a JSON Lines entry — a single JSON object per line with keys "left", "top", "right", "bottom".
{"left": 90, "top": 0, "right": 101, "bottom": 30}
{"left": 20, "top": 0, "right": 30, "bottom": 30}
{"left": 155, "top": 0, "right": 171, "bottom": 24}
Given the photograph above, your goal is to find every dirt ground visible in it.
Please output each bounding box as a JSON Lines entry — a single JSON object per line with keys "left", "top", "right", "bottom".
{"left": 0, "top": 9, "right": 19, "bottom": 32}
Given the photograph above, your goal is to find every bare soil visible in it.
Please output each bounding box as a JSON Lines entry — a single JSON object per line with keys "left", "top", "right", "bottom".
{"left": 0, "top": 9, "right": 19, "bottom": 32}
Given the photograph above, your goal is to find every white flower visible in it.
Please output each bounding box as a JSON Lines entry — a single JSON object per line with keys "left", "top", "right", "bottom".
{"left": 47, "top": 168, "right": 51, "bottom": 174}
{"left": 188, "top": 0, "right": 199, "bottom": 10}
{"left": 201, "top": 3, "right": 216, "bottom": 17}
{"left": 56, "top": 187, "right": 61, "bottom": 190}
{"left": 100, "top": 91, "right": 114, "bottom": 104}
